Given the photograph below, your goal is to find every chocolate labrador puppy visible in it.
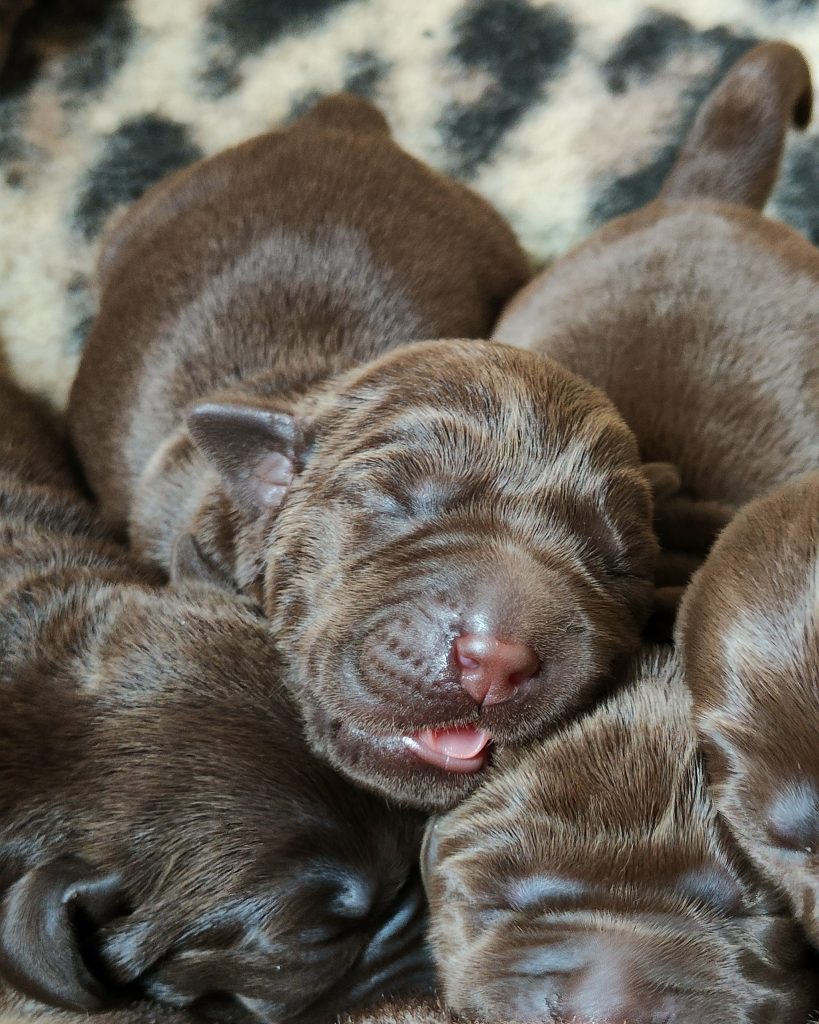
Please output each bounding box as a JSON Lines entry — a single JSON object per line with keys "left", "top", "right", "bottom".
{"left": 68, "top": 93, "right": 659, "bottom": 809}
{"left": 0, "top": 376, "right": 430, "bottom": 1021}
{"left": 494, "top": 42, "right": 819, "bottom": 614}
{"left": 423, "top": 647, "right": 818, "bottom": 1023}
{"left": 678, "top": 472, "right": 819, "bottom": 951}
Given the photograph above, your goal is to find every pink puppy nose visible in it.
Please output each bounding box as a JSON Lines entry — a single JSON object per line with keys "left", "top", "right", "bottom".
{"left": 454, "top": 634, "right": 540, "bottom": 706}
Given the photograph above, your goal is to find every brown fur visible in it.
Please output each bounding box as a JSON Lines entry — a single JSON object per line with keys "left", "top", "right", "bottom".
{"left": 423, "top": 647, "right": 818, "bottom": 1023}
{"left": 0, "top": 0, "right": 32, "bottom": 68}
{"left": 0, "top": 993, "right": 192, "bottom": 1024}
{"left": 0, "top": 377, "right": 429, "bottom": 1021}
{"left": 493, "top": 42, "right": 819, "bottom": 618}
{"left": 68, "top": 94, "right": 658, "bottom": 810}
{"left": 677, "top": 472, "right": 819, "bottom": 951}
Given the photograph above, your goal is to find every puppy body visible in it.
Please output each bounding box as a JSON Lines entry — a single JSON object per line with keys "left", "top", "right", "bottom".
{"left": 494, "top": 43, "right": 819, "bottom": 585}
{"left": 423, "top": 647, "right": 818, "bottom": 1023}
{"left": 68, "top": 96, "right": 659, "bottom": 810}
{"left": 0, "top": 378, "right": 429, "bottom": 1021}
{"left": 69, "top": 93, "right": 531, "bottom": 554}
{"left": 677, "top": 472, "right": 819, "bottom": 949}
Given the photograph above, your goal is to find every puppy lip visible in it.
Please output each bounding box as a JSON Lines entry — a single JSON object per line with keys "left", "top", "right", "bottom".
{"left": 402, "top": 727, "right": 492, "bottom": 773}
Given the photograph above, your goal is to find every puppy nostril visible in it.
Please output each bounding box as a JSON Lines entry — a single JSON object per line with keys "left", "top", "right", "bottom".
{"left": 454, "top": 634, "right": 540, "bottom": 707}
{"left": 455, "top": 649, "right": 480, "bottom": 671}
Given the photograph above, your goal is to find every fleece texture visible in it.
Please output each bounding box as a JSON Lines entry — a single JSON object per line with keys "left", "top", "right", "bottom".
{"left": 1, "top": 0, "right": 819, "bottom": 408}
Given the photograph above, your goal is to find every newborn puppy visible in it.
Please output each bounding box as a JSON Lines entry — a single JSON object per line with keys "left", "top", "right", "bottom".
{"left": 0, "top": 377, "right": 429, "bottom": 1021}
{"left": 677, "top": 472, "right": 819, "bottom": 950}
{"left": 68, "top": 94, "right": 658, "bottom": 809}
{"left": 494, "top": 42, "right": 819, "bottom": 603}
{"left": 423, "top": 647, "right": 818, "bottom": 1023}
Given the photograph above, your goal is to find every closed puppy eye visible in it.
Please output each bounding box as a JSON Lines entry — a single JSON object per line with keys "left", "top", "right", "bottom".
{"left": 672, "top": 866, "right": 748, "bottom": 916}
{"left": 765, "top": 783, "right": 819, "bottom": 855}
{"left": 504, "top": 874, "right": 591, "bottom": 912}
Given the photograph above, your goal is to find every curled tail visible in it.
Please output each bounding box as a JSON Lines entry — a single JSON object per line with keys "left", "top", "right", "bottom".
{"left": 660, "top": 41, "right": 812, "bottom": 210}
{"left": 296, "top": 92, "right": 391, "bottom": 136}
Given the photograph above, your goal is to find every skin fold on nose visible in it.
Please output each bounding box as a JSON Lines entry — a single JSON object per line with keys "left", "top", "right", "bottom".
{"left": 454, "top": 634, "right": 540, "bottom": 706}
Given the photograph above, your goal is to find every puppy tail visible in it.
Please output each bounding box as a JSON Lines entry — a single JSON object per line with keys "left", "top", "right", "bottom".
{"left": 296, "top": 93, "right": 391, "bottom": 135}
{"left": 660, "top": 41, "right": 812, "bottom": 210}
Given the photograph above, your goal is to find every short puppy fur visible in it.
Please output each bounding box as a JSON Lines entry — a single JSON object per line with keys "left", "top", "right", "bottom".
{"left": 68, "top": 94, "right": 658, "bottom": 809}
{"left": 423, "top": 647, "right": 818, "bottom": 1024}
{"left": 677, "top": 471, "right": 819, "bottom": 950}
{"left": 494, "top": 42, "right": 819, "bottom": 609}
{"left": 0, "top": 377, "right": 429, "bottom": 1022}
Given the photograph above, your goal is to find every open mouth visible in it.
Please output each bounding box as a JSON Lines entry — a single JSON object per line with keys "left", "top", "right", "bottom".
{"left": 402, "top": 726, "right": 492, "bottom": 773}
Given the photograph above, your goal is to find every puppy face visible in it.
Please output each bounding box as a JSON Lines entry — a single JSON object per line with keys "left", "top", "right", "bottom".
{"left": 2, "top": 590, "right": 429, "bottom": 1023}
{"left": 254, "top": 340, "right": 656, "bottom": 809}
{"left": 422, "top": 649, "right": 817, "bottom": 1023}
{"left": 678, "top": 472, "right": 819, "bottom": 948}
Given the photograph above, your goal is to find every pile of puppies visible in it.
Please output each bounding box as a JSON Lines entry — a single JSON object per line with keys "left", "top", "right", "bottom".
{"left": 0, "top": 38, "right": 816, "bottom": 1024}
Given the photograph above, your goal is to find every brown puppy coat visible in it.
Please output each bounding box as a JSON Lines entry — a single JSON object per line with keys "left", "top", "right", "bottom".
{"left": 677, "top": 472, "right": 819, "bottom": 951}
{"left": 68, "top": 94, "right": 658, "bottom": 810}
{"left": 423, "top": 647, "right": 818, "bottom": 1023}
{"left": 0, "top": 377, "right": 430, "bottom": 1022}
{"left": 493, "top": 42, "right": 819, "bottom": 611}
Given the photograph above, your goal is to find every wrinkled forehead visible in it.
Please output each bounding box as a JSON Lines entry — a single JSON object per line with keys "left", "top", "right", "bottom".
{"left": 314, "top": 348, "right": 638, "bottom": 500}
{"left": 430, "top": 749, "right": 727, "bottom": 902}
{"left": 707, "top": 594, "right": 819, "bottom": 765}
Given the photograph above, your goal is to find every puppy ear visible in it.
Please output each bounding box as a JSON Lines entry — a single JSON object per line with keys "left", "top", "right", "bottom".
{"left": 170, "top": 532, "right": 237, "bottom": 592}
{"left": 187, "top": 402, "right": 300, "bottom": 517}
{"left": 0, "top": 855, "right": 127, "bottom": 1011}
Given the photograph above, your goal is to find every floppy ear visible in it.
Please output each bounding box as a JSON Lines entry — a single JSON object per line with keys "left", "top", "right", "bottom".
{"left": 0, "top": 855, "right": 127, "bottom": 1010}
{"left": 170, "top": 532, "right": 237, "bottom": 592}
{"left": 187, "top": 402, "right": 300, "bottom": 517}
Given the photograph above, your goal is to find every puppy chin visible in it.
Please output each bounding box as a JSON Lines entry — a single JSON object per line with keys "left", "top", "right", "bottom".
{"left": 298, "top": 699, "right": 488, "bottom": 810}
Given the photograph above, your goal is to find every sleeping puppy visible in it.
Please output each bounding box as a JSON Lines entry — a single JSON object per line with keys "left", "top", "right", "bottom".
{"left": 493, "top": 42, "right": 819, "bottom": 612}
{"left": 677, "top": 472, "right": 819, "bottom": 950}
{"left": 422, "top": 647, "right": 818, "bottom": 1023}
{"left": 0, "top": 376, "right": 429, "bottom": 1021}
{"left": 68, "top": 93, "right": 659, "bottom": 809}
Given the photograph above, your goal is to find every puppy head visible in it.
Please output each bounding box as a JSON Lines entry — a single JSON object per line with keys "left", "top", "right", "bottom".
{"left": 422, "top": 648, "right": 818, "bottom": 1023}
{"left": 187, "top": 339, "right": 657, "bottom": 809}
{"left": 25, "top": 589, "right": 429, "bottom": 1024}
{"left": 678, "top": 472, "right": 819, "bottom": 948}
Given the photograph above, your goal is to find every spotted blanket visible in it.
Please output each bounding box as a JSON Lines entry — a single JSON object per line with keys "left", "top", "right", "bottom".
{"left": 0, "top": 0, "right": 818, "bottom": 408}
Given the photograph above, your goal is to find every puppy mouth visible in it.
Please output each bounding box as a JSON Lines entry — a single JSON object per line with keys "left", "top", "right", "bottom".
{"left": 402, "top": 726, "right": 492, "bottom": 773}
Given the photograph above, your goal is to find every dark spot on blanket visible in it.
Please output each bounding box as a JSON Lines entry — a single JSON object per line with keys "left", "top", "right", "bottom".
{"left": 344, "top": 50, "right": 390, "bottom": 98}
{"left": 60, "top": 0, "right": 135, "bottom": 97}
{"left": 202, "top": 0, "right": 355, "bottom": 97}
{"left": 0, "top": 92, "right": 28, "bottom": 164}
{"left": 1, "top": 0, "right": 123, "bottom": 94}
{"left": 74, "top": 114, "right": 202, "bottom": 240}
{"left": 756, "top": 0, "right": 816, "bottom": 9}
{"left": 591, "top": 22, "right": 757, "bottom": 224}
{"left": 67, "top": 275, "right": 96, "bottom": 354}
{"left": 440, "top": 0, "right": 576, "bottom": 177}
{"left": 602, "top": 12, "right": 694, "bottom": 94}
{"left": 772, "top": 134, "right": 819, "bottom": 245}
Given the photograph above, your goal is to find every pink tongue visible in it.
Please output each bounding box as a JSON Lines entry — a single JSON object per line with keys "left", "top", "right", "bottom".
{"left": 416, "top": 727, "right": 492, "bottom": 760}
